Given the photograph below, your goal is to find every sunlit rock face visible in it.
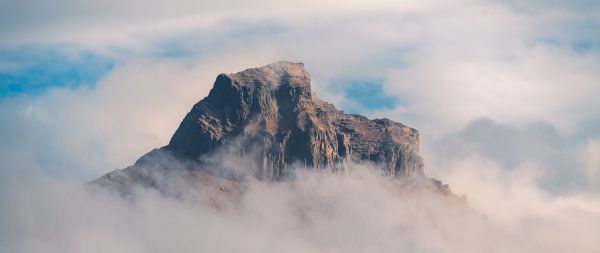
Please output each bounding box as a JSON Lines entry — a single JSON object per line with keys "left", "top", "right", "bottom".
{"left": 93, "top": 62, "right": 446, "bottom": 195}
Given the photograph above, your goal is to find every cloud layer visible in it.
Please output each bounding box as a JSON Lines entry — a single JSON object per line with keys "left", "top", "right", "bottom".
{"left": 2, "top": 162, "right": 600, "bottom": 253}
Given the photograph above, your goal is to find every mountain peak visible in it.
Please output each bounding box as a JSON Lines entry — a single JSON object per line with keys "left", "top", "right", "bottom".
{"left": 227, "top": 61, "right": 310, "bottom": 89}
{"left": 93, "top": 61, "right": 449, "bottom": 195}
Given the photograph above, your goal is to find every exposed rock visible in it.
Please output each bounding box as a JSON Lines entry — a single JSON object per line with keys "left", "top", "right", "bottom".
{"left": 92, "top": 61, "right": 449, "bottom": 195}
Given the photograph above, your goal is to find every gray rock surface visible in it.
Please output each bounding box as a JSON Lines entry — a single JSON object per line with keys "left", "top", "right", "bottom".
{"left": 93, "top": 61, "right": 448, "bottom": 194}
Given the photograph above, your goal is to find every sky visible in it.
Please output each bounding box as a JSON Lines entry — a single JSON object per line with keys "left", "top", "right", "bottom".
{"left": 1, "top": 0, "right": 600, "bottom": 252}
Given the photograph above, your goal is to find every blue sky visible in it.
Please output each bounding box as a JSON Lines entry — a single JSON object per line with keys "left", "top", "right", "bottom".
{"left": 335, "top": 79, "right": 399, "bottom": 112}
{"left": 0, "top": 46, "right": 116, "bottom": 96}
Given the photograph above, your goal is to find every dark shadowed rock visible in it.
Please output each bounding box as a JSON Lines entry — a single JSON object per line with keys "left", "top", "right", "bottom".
{"left": 92, "top": 61, "right": 449, "bottom": 195}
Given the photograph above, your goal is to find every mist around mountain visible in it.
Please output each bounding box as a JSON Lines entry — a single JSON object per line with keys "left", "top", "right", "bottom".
{"left": 3, "top": 142, "right": 599, "bottom": 253}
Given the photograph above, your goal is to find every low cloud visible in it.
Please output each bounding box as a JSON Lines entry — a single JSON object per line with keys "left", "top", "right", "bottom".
{"left": 1, "top": 156, "right": 600, "bottom": 253}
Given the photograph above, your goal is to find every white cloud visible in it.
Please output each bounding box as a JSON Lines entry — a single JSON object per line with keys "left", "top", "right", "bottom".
{"left": 384, "top": 45, "right": 600, "bottom": 135}
{"left": 1, "top": 162, "right": 600, "bottom": 253}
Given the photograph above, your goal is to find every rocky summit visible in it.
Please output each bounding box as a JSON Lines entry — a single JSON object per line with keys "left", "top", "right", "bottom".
{"left": 93, "top": 61, "right": 448, "bottom": 196}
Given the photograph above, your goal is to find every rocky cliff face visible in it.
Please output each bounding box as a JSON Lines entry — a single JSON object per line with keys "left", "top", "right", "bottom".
{"left": 93, "top": 61, "right": 446, "bottom": 195}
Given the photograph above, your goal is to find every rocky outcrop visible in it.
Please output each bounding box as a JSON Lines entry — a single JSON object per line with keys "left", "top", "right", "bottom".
{"left": 93, "top": 61, "right": 447, "bottom": 194}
